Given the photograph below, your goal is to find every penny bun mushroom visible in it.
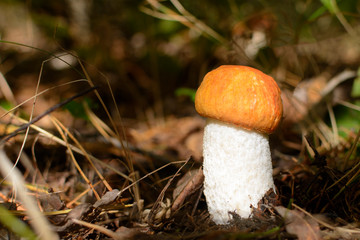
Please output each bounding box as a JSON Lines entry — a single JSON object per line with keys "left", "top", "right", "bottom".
{"left": 195, "top": 65, "right": 283, "bottom": 224}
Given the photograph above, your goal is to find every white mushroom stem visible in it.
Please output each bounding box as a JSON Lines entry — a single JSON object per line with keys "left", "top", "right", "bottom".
{"left": 203, "top": 119, "right": 275, "bottom": 225}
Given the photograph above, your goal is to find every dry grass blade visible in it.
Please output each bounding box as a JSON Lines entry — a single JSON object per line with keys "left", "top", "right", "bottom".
{"left": 0, "top": 107, "right": 133, "bottom": 182}
{"left": 0, "top": 86, "right": 98, "bottom": 145}
{"left": 341, "top": 127, "right": 360, "bottom": 171}
{"left": 329, "top": 0, "right": 357, "bottom": 37}
{"left": 50, "top": 116, "right": 101, "bottom": 200}
{"left": 338, "top": 99, "right": 360, "bottom": 111}
{"left": 78, "top": 61, "right": 140, "bottom": 205}
{"left": 8, "top": 209, "right": 71, "bottom": 217}
{"left": 0, "top": 71, "right": 16, "bottom": 105}
{"left": 327, "top": 101, "right": 339, "bottom": 145}
{"left": 326, "top": 129, "right": 360, "bottom": 192}
{"left": 315, "top": 119, "right": 333, "bottom": 149}
{"left": 0, "top": 61, "right": 43, "bottom": 184}
{"left": 50, "top": 116, "right": 113, "bottom": 192}
{"left": 118, "top": 160, "right": 188, "bottom": 197}
{"left": 320, "top": 69, "right": 356, "bottom": 97}
{"left": 169, "top": 0, "right": 227, "bottom": 43}
{"left": 0, "top": 148, "right": 59, "bottom": 239}
{"left": 141, "top": 0, "right": 227, "bottom": 44}
{"left": 1, "top": 180, "right": 48, "bottom": 193}
{"left": 140, "top": 2, "right": 191, "bottom": 22}
{"left": 84, "top": 102, "right": 117, "bottom": 139}
{"left": 66, "top": 181, "right": 102, "bottom": 208}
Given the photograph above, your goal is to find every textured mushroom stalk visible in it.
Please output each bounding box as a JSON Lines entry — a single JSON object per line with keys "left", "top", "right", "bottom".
{"left": 203, "top": 119, "right": 275, "bottom": 224}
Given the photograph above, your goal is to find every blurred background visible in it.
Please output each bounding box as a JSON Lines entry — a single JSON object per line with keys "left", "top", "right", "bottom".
{"left": 0, "top": 0, "right": 360, "bottom": 158}
{"left": 1, "top": 0, "right": 358, "bottom": 124}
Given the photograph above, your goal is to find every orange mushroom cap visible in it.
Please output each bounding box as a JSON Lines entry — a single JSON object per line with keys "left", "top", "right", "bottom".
{"left": 195, "top": 65, "right": 283, "bottom": 134}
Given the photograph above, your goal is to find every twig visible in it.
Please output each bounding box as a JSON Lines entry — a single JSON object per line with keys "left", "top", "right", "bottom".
{"left": 72, "top": 219, "right": 120, "bottom": 239}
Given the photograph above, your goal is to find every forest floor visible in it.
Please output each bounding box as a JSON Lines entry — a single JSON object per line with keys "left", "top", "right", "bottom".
{"left": 1, "top": 1, "right": 360, "bottom": 239}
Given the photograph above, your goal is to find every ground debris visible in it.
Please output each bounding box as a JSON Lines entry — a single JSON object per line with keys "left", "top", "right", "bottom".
{"left": 275, "top": 206, "right": 321, "bottom": 240}
{"left": 172, "top": 168, "right": 204, "bottom": 213}
{"left": 53, "top": 203, "right": 101, "bottom": 237}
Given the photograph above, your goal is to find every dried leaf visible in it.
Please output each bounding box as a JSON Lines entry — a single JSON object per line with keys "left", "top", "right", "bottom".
{"left": 54, "top": 203, "right": 101, "bottom": 236}
{"left": 129, "top": 116, "right": 205, "bottom": 161}
{"left": 93, "top": 189, "right": 120, "bottom": 208}
{"left": 275, "top": 206, "right": 321, "bottom": 240}
{"left": 172, "top": 168, "right": 204, "bottom": 212}
{"left": 40, "top": 191, "right": 65, "bottom": 212}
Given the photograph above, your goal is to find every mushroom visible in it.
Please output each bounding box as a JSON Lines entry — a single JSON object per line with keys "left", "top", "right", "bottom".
{"left": 195, "top": 65, "right": 283, "bottom": 224}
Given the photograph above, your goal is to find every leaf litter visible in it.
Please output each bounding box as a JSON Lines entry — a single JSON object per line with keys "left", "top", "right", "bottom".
{"left": 2, "top": 88, "right": 360, "bottom": 239}
{"left": 1, "top": 2, "right": 360, "bottom": 238}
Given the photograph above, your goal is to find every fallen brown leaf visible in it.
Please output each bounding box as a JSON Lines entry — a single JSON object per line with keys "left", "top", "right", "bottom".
{"left": 172, "top": 168, "right": 204, "bottom": 212}
{"left": 275, "top": 206, "right": 321, "bottom": 240}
